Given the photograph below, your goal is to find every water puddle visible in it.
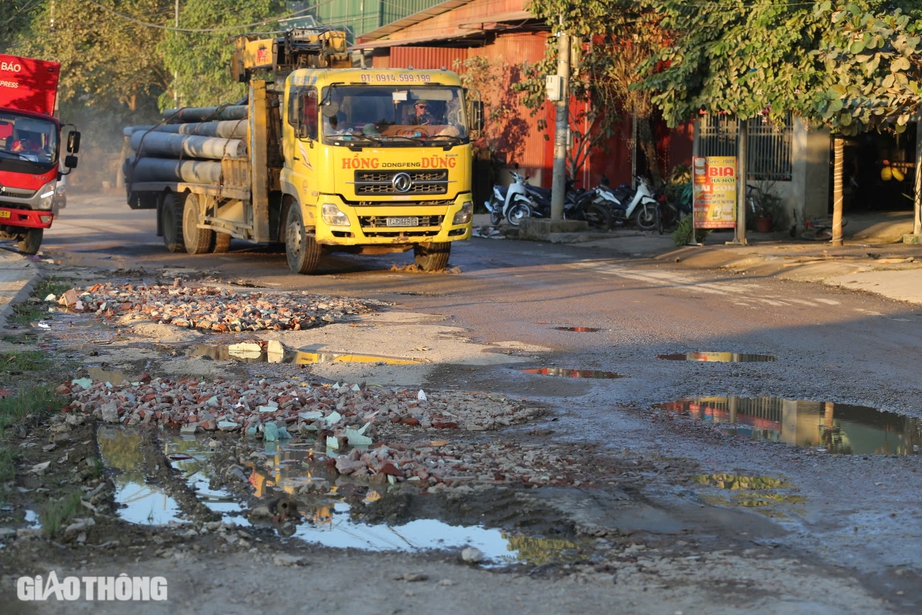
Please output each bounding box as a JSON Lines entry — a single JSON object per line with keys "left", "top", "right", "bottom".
{"left": 553, "top": 327, "right": 601, "bottom": 332}
{"left": 162, "top": 435, "right": 247, "bottom": 521}
{"left": 659, "top": 397, "right": 922, "bottom": 455}
{"left": 657, "top": 352, "right": 775, "bottom": 362}
{"left": 244, "top": 441, "right": 582, "bottom": 565}
{"left": 98, "top": 426, "right": 185, "bottom": 525}
{"left": 690, "top": 473, "right": 805, "bottom": 519}
{"left": 189, "top": 341, "right": 419, "bottom": 365}
{"left": 87, "top": 367, "right": 134, "bottom": 385}
{"left": 521, "top": 367, "right": 625, "bottom": 379}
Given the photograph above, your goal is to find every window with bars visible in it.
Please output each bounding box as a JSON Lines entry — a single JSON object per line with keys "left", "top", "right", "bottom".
{"left": 698, "top": 114, "right": 793, "bottom": 181}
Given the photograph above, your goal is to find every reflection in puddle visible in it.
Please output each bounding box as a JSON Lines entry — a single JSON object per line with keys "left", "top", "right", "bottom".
{"left": 521, "top": 367, "right": 624, "bottom": 379}
{"left": 660, "top": 397, "right": 922, "bottom": 455}
{"left": 98, "top": 426, "right": 185, "bottom": 525}
{"left": 553, "top": 327, "right": 601, "bottom": 332}
{"left": 87, "top": 367, "right": 133, "bottom": 385}
{"left": 188, "top": 341, "right": 419, "bottom": 365}
{"left": 691, "top": 474, "right": 792, "bottom": 490}
{"left": 657, "top": 352, "right": 775, "bottom": 363}
{"left": 691, "top": 474, "right": 804, "bottom": 519}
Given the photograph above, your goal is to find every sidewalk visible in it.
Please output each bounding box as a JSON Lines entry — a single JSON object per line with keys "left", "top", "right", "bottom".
{"left": 474, "top": 210, "right": 922, "bottom": 305}
{"left": 0, "top": 249, "right": 40, "bottom": 330}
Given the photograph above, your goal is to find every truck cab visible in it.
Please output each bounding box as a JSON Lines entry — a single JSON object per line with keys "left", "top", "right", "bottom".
{"left": 0, "top": 55, "right": 79, "bottom": 254}
{"left": 280, "top": 68, "right": 476, "bottom": 273}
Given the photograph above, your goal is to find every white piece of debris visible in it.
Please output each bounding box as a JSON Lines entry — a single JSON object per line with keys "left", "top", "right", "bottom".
{"left": 417, "top": 390, "right": 427, "bottom": 402}
{"left": 30, "top": 461, "right": 51, "bottom": 475}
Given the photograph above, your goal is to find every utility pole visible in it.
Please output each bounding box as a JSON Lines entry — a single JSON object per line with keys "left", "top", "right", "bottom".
{"left": 173, "top": 0, "right": 180, "bottom": 107}
{"left": 732, "top": 119, "right": 748, "bottom": 245}
{"left": 550, "top": 16, "right": 569, "bottom": 221}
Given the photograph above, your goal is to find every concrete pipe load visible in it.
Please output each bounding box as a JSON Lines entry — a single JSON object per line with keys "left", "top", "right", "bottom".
{"left": 162, "top": 105, "right": 248, "bottom": 122}
{"left": 123, "top": 120, "right": 247, "bottom": 139}
{"left": 127, "top": 157, "right": 223, "bottom": 184}
{"left": 130, "top": 131, "right": 247, "bottom": 160}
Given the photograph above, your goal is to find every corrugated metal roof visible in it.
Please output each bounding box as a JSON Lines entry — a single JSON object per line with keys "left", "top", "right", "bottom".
{"left": 350, "top": 31, "right": 482, "bottom": 50}
{"left": 359, "top": 0, "right": 473, "bottom": 42}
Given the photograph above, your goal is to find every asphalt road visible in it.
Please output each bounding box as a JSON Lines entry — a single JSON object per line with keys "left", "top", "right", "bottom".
{"left": 42, "top": 192, "right": 922, "bottom": 612}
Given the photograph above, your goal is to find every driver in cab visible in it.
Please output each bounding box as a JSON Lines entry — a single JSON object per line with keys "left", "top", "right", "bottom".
{"left": 408, "top": 101, "right": 437, "bottom": 126}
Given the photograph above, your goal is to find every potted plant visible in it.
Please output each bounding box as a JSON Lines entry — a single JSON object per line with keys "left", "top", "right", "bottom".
{"left": 749, "top": 183, "right": 782, "bottom": 232}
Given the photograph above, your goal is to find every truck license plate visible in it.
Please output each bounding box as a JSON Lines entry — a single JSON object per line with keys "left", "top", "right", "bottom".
{"left": 0, "top": 211, "right": 10, "bottom": 219}
{"left": 387, "top": 217, "right": 418, "bottom": 227}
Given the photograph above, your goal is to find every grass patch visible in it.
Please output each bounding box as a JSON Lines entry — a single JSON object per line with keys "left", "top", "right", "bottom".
{"left": 0, "top": 350, "right": 52, "bottom": 374}
{"left": 0, "top": 386, "right": 69, "bottom": 482}
{"left": 0, "top": 385, "right": 68, "bottom": 431}
{"left": 8, "top": 276, "right": 75, "bottom": 327}
{"left": 40, "top": 490, "right": 82, "bottom": 537}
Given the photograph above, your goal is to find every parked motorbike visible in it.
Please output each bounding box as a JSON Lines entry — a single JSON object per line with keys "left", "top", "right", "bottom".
{"left": 503, "top": 176, "right": 586, "bottom": 226}
{"left": 594, "top": 175, "right": 659, "bottom": 231}
{"left": 484, "top": 170, "right": 530, "bottom": 226}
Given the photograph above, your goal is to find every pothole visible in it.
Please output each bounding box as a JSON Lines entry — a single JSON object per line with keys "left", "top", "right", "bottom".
{"left": 521, "top": 367, "right": 625, "bottom": 379}
{"left": 657, "top": 352, "right": 776, "bottom": 362}
{"left": 658, "top": 397, "right": 922, "bottom": 455}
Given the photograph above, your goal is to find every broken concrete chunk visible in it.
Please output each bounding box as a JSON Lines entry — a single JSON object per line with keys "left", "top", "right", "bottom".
{"left": 217, "top": 421, "right": 239, "bottom": 432}
{"left": 180, "top": 423, "right": 201, "bottom": 434}
{"left": 263, "top": 423, "right": 278, "bottom": 441}
{"left": 100, "top": 401, "right": 119, "bottom": 423}
{"left": 344, "top": 428, "right": 373, "bottom": 447}
{"left": 71, "top": 378, "right": 93, "bottom": 391}
{"left": 324, "top": 411, "right": 342, "bottom": 425}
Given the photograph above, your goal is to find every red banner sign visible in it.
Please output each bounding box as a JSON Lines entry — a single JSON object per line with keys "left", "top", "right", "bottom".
{"left": 0, "top": 54, "right": 61, "bottom": 115}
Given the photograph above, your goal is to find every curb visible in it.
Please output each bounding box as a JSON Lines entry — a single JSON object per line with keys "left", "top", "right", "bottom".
{"left": 0, "top": 255, "right": 41, "bottom": 332}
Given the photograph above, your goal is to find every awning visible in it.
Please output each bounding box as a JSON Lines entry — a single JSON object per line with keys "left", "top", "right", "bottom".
{"left": 349, "top": 31, "right": 483, "bottom": 51}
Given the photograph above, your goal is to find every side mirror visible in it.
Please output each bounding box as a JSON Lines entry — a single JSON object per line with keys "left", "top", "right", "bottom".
{"left": 64, "top": 155, "right": 78, "bottom": 169}
{"left": 67, "top": 131, "right": 81, "bottom": 154}
{"left": 468, "top": 100, "right": 483, "bottom": 132}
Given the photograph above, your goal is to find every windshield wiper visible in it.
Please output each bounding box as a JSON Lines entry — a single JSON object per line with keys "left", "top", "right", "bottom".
{"left": 327, "top": 133, "right": 381, "bottom": 147}
{"left": 0, "top": 150, "right": 30, "bottom": 161}
{"left": 428, "top": 134, "right": 465, "bottom": 146}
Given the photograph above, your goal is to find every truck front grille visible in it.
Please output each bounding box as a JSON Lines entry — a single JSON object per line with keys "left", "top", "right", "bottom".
{"left": 359, "top": 215, "right": 443, "bottom": 229}
{"left": 351, "top": 170, "right": 449, "bottom": 195}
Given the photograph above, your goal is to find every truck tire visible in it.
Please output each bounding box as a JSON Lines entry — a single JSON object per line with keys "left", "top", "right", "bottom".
{"left": 212, "top": 233, "right": 232, "bottom": 253}
{"left": 17, "top": 228, "right": 43, "bottom": 256}
{"left": 161, "top": 192, "right": 185, "bottom": 253}
{"left": 181, "top": 193, "right": 214, "bottom": 255}
{"left": 413, "top": 242, "right": 451, "bottom": 271}
{"left": 285, "top": 205, "right": 320, "bottom": 274}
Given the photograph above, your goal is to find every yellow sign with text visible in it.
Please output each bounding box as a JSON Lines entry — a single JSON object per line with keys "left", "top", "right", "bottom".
{"left": 692, "top": 156, "right": 737, "bottom": 229}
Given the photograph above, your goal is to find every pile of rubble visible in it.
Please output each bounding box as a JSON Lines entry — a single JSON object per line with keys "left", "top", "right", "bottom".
{"left": 61, "top": 376, "right": 553, "bottom": 487}
{"left": 50, "top": 283, "right": 382, "bottom": 332}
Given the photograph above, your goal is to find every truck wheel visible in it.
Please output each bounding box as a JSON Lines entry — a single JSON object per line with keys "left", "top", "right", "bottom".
{"left": 17, "top": 229, "right": 43, "bottom": 256}
{"left": 212, "top": 233, "right": 232, "bottom": 253}
{"left": 285, "top": 205, "right": 320, "bottom": 274}
{"left": 181, "top": 193, "right": 214, "bottom": 255}
{"left": 161, "top": 192, "right": 185, "bottom": 253}
{"left": 413, "top": 242, "right": 451, "bottom": 271}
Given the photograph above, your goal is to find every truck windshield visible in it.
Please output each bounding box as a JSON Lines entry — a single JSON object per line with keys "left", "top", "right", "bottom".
{"left": 0, "top": 111, "right": 58, "bottom": 167}
{"left": 318, "top": 84, "right": 469, "bottom": 146}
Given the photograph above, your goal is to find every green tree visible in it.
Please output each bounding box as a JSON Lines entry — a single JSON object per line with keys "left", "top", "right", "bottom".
{"left": 518, "top": 1, "right": 669, "bottom": 183}
{"left": 639, "top": 0, "right": 922, "bottom": 243}
{"left": 158, "top": 0, "right": 286, "bottom": 110}
{"left": 13, "top": 0, "right": 171, "bottom": 113}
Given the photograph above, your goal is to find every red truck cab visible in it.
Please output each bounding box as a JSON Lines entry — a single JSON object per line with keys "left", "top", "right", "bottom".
{"left": 0, "top": 54, "right": 79, "bottom": 255}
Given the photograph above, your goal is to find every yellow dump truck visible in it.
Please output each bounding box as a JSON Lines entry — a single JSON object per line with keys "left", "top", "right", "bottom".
{"left": 123, "top": 27, "right": 480, "bottom": 273}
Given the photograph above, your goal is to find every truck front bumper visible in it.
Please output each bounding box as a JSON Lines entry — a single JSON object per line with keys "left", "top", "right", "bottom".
{"left": 0, "top": 208, "right": 54, "bottom": 230}
{"left": 312, "top": 193, "right": 473, "bottom": 246}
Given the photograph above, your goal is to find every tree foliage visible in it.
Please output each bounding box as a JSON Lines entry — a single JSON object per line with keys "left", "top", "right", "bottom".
{"left": 640, "top": 0, "right": 922, "bottom": 136}
{"left": 12, "top": 0, "right": 171, "bottom": 113}
{"left": 520, "top": 0, "right": 670, "bottom": 181}
{"left": 158, "top": 0, "right": 285, "bottom": 109}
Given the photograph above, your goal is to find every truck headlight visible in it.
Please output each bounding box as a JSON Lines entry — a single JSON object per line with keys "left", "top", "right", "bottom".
{"left": 38, "top": 182, "right": 56, "bottom": 210}
{"left": 452, "top": 201, "right": 473, "bottom": 225}
{"left": 321, "top": 203, "right": 350, "bottom": 227}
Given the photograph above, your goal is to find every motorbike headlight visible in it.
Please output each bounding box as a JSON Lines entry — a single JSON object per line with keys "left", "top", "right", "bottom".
{"left": 38, "top": 182, "right": 56, "bottom": 210}
{"left": 452, "top": 201, "right": 473, "bottom": 225}
{"left": 321, "top": 203, "right": 350, "bottom": 227}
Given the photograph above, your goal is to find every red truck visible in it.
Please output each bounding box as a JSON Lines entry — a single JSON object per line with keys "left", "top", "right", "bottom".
{"left": 0, "top": 54, "right": 80, "bottom": 255}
